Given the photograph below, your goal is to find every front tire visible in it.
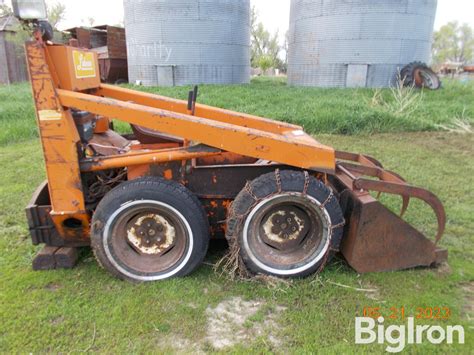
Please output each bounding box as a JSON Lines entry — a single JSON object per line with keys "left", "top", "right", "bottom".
{"left": 226, "top": 170, "right": 344, "bottom": 278}
{"left": 91, "top": 177, "right": 209, "bottom": 282}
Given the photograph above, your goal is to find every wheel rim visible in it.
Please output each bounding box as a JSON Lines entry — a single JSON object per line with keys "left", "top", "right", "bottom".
{"left": 414, "top": 68, "right": 439, "bottom": 89}
{"left": 242, "top": 193, "right": 331, "bottom": 276}
{"left": 413, "top": 68, "right": 424, "bottom": 87}
{"left": 103, "top": 200, "right": 194, "bottom": 281}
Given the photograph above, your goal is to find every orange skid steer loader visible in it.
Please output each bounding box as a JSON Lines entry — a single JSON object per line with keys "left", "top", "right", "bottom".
{"left": 16, "top": 1, "right": 447, "bottom": 282}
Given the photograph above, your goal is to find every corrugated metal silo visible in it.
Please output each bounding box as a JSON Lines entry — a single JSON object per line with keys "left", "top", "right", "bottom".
{"left": 288, "top": 0, "right": 438, "bottom": 87}
{"left": 124, "top": 0, "right": 250, "bottom": 86}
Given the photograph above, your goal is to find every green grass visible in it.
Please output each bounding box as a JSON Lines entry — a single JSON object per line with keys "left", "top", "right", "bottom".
{"left": 0, "top": 77, "right": 473, "bottom": 146}
{"left": 0, "top": 78, "right": 473, "bottom": 352}
{"left": 0, "top": 132, "right": 472, "bottom": 353}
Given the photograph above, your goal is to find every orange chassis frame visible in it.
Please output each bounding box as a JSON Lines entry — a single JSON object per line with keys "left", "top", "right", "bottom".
{"left": 25, "top": 40, "right": 447, "bottom": 273}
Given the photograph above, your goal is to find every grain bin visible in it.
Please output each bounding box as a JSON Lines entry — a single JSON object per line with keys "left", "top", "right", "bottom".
{"left": 288, "top": 0, "right": 438, "bottom": 87}
{"left": 124, "top": 0, "right": 250, "bottom": 86}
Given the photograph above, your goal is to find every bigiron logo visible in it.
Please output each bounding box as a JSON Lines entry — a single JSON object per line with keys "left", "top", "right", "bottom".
{"left": 355, "top": 317, "right": 465, "bottom": 353}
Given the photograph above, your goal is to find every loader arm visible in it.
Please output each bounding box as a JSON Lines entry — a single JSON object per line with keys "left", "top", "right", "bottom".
{"left": 57, "top": 89, "right": 336, "bottom": 172}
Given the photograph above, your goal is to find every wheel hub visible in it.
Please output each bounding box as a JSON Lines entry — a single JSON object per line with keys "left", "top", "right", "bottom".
{"left": 126, "top": 214, "right": 175, "bottom": 255}
{"left": 260, "top": 206, "right": 310, "bottom": 251}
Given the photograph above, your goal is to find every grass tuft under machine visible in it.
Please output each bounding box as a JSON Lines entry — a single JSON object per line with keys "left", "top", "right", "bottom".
{"left": 17, "top": 0, "right": 447, "bottom": 282}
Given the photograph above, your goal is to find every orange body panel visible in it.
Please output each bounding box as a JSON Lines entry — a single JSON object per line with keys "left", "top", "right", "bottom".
{"left": 94, "top": 116, "right": 110, "bottom": 133}
{"left": 46, "top": 45, "right": 100, "bottom": 91}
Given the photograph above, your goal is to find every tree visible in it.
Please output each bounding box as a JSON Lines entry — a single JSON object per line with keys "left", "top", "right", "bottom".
{"left": 281, "top": 30, "right": 289, "bottom": 73}
{"left": 250, "top": 6, "right": 282, "bottom": 71}
{"left": 0, "top": 4, "right": 12, "bottom": 16}
{"left": 432, "top": 22, "right": 474, "bottom": 65}
{"left": 84, "top": 17, "right": 95, "bottom": 27}
{"left": 47, "top": 2, "right": 66, "bottom": 30}
{"left": 256, "top": 55, "right": 274, "bottom": 72}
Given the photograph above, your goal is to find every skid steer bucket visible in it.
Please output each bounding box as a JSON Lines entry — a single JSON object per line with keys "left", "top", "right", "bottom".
{"left": 332, "top": 151, "right": 447, "bottom": 273}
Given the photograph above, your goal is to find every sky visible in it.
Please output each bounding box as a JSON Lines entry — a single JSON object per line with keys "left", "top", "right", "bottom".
{"left": 4, "top": 0, "right": 474, "bottom": 36}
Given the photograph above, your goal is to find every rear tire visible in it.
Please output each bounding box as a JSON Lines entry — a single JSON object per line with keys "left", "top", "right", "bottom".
{"left": 400, "top": 62, "right": 441, "bottom": 90}
{"left": 91, "top": 177, "right": 209, "bottom": 282}
{"left": 226, "top": 170, "right": 344, "bottom": 278}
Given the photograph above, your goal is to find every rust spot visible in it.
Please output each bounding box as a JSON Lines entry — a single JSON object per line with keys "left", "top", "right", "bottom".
{"left": 255, "top": 145, "right": 270, "bottom": 152}
{"left": 164, "top": 169, "right": 173, "bottom": 180}
{"left": 127, "top": 214, "right": 175, "bottom": 255}
{"left": 221, "top": 200, "right": 232, "bottom": 209}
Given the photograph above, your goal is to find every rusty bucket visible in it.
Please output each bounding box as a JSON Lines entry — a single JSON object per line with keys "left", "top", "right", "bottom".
{"left": 331, "top": 151, "right": 447, "bottom": 273}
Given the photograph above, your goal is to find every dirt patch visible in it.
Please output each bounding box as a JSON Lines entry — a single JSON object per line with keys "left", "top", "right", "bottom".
{"left": 435, "top": 262, "right": 452, "bottom": 277}
{"left": 44, "top": 282, "right": 61, "bottom": 291}
{"left": 50, "top": 315, "right": 65, "bottom": 325}
{"left": 362, "top": 282, "right": 381, "bottom": 301}
{"left": 205, "top": 297, "right": 286, "bottom": 350}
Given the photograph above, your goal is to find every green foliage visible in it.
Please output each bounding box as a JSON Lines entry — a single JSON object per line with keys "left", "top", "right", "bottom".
{"left": 250, "top": 6, "right": 283, "bottom": 71}
{"left": 432, "top": 21, "right": 474, "bottom": 65}
{"left": 47, "top": 2, "right": 66, "bottom": 29}
{"left": 1, "top": 78, "right": 473, "bottom": 146}
{"left": 369, "top": 81, "right": 424, "bottom": 117}
{"left": 0, "top": 3, "right": 12, "bottom": 16}
{"left": 0, "top": 83, "right": 37, "bottom": 145}
{"left": 255, "top": 54, "right": 274, "bottom": 72}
